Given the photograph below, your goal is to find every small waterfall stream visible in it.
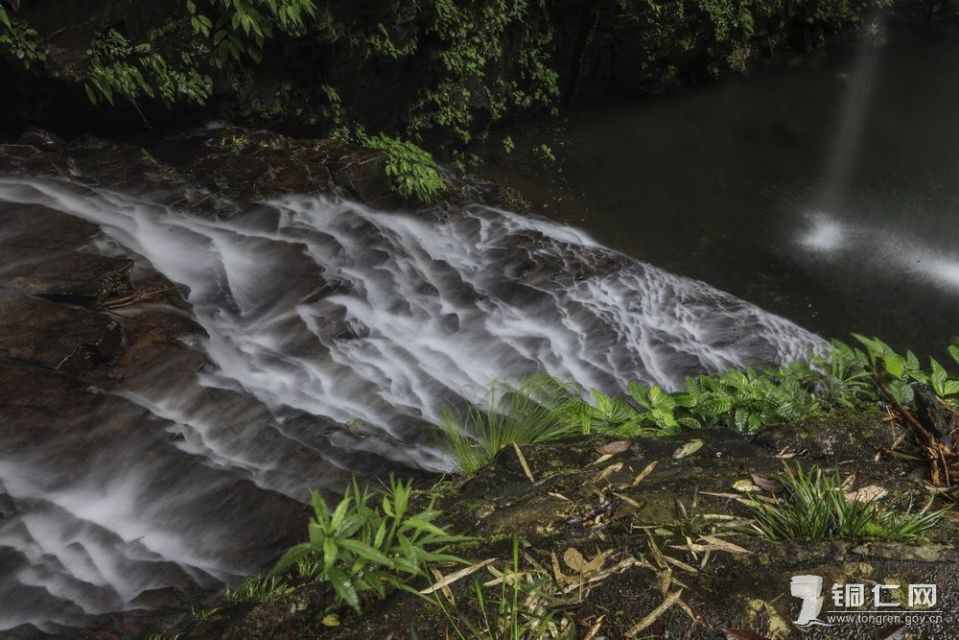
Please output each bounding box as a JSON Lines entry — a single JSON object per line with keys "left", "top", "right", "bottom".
{"left": 0, "top": 177, "right": 821, "bottom": 633}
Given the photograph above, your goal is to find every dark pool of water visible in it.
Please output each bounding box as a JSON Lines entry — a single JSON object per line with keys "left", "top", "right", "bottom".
{"left": 481, "top": 23, "right": 959, "bottom": 359}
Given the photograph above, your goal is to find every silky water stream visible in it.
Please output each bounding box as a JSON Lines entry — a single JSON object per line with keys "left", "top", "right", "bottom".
{"left": 0, "top": 177, "right": 822, "bottom": 633}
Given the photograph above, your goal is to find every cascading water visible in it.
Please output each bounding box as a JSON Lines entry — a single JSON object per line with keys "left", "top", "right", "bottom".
{"left": 0, "top": 177, "right": 822, "bottom": 634}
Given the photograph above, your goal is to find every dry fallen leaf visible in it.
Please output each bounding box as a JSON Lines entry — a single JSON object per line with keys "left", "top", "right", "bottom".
{"left": 420, "top": 558, "right": 497, "bottom": 595}
{"left": 722, "top": 629, "right": 771, "bottom": 640}
{"left": 512, "top": 442, "right": 535, "bottom": 482}
{"left": 597, "top": 440, "right": 632, "bottom": 455}
{"left": 582, "top": 614, "right": 605, "bottom": 640}
{"left": 671, "top": 536, "right": 751, "bottom": 555}
{"left": 563, "top": 547, "right": 607, "bottom": 574}
{"left": 846, "top": 484, "right": 888, "bottom": 503}
{"left": 732, "top": 479, "right": 760, "bottom": 493}
{"left": 672, "top": 439, "right": 704, "bottom": 460}
{"left": 598, "top": 461, "right": 624, "bottom": 481}
{"left": 631, "top": 461, "right": 658, "bottom": 486}
{"left": 321, "top": 614, "right": 340, "bottom": 628}
{"left": 563, "top": 547, "right": 586, "bottom": 573}
{"left": 625, "top": 590, "right": 684, "bottom": 637}
{"left": 700, "top": 535, "right": 752, "bottom": 555}
{"left": 750, "top": 473, "right": 784, "bottom": 493}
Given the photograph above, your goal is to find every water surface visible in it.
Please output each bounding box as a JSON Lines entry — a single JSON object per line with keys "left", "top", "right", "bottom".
{"left": 483, "top": 24, "right": 959, "bottom": 357}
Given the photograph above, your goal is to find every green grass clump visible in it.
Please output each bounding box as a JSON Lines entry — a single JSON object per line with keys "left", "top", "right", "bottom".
{"left": 223, "top": 575, "right": 293, "bottom": 605}
{"left": 746, "top": 464, "right": 945, "bottom": 543}
{"left": 437, "top": 374, "right": 587, "bottom": 474}
{"left": 273, "top": 476, "right": 469, "bottom": 612}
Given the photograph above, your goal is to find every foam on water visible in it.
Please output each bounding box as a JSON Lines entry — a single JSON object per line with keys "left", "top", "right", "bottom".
{"left": 0, "top": 177, "right": 822, "bottom": 632}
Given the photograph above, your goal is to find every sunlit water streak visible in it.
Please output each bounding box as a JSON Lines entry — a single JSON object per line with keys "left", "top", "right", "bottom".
{"left": 798, "top": 211, "right": 959, "bottom": 292}
{"left": 820, "top": 17, "right": 884, "bottom": 211}
{"left": 0, "top": 177, "right": 822, "bottom": 633}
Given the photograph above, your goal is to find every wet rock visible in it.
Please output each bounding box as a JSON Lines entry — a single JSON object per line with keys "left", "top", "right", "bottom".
{"left": 128, "top": 587, "right": 188, "bottom": 610}
{"left": 0, "top": 292, "right": 124, "bottom": 371}
{"left": 753, "top": 410, "right": 905, "bottom": 469}
{"left": 0, "top": 201, "right": 135, "bottom": 308}
{"left": 17, "top": 128, "right": 65, "bottom": 152}
{"left": 0, "top": 494, "right": 15, "bottom": 518}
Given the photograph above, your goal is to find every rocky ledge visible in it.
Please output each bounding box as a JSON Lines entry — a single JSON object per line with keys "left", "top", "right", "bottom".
{"left": 180, "top": 413, "right": 959, "bottom": 640}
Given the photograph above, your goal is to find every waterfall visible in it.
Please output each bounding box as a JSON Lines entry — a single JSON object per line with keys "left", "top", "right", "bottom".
{"left": 0, "top": 177, "right": 822, "bottom": 633}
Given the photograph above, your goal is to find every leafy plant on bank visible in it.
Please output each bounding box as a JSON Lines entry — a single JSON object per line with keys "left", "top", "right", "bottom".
{"left": 438, "top": 338, "right": 959, "bottom": 474}
{"left": 853, "top": 334, "right": 959, "bottom": 407}
{"left": 351, "top": 130, "right": 447, "bottom": 204}
{"left": 83, "top": 29, "right": 212, "bottom": 107}
{"left": 746, "top": 463, "right": 946, "bottom": 542}
{"left": 273, "top": 476, "right": 469, "bottom": 612}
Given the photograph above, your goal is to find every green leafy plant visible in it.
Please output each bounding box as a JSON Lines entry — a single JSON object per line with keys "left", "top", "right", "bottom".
{"left": 357, "top": 132, "right": 447, "bottom": 204}
{"left": 273, "top": 476, "right": 468, "bottom": 612}
{"left": 810, "top": 339, "right": 877, "bottom": 407}
{"left": 190, "top": 606, "right": 222, "bottom": 621}
{"left": 746, "top": 464, "right": 945, "bottom": 542}
{"left": 437, "top": 337, "right": 959, "bottom": 475}
{"left": 854, "top": 335, "right": 959, "bottom": 406}
{"left": 0, "top": 6, "right": 45, "bottom": 69}
{"left": 83, "top": 29, "right": 212, "bottom": 107}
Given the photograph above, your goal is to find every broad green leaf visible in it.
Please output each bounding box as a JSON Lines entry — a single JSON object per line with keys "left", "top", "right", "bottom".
{"left": 323, "top": 537, "right": 338, "bottom": 572}
{"left": 330, "top": 495, "right": 352, "bottom": 531}
{"left": 337, "top": 538, "right": 396, "bottom": 569}
{"left": 329, "top": 567, "right": 360, "bottom": 611}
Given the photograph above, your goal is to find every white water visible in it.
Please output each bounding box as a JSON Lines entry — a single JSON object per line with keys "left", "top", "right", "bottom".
{"left": 0, "top": 177, "right": 822, "bottom": 633}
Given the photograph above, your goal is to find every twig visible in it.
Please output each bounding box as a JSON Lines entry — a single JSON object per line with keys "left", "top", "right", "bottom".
{"left": 513, "top": 443, "right": 535, "bottom": 482}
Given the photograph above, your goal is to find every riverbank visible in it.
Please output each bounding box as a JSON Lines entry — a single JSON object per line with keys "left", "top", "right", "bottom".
{"left": 172, "top": 415, "right": 959, "bottom": 640}
{"left": 2, "top": 128, "right": 957, "bottom": 640}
